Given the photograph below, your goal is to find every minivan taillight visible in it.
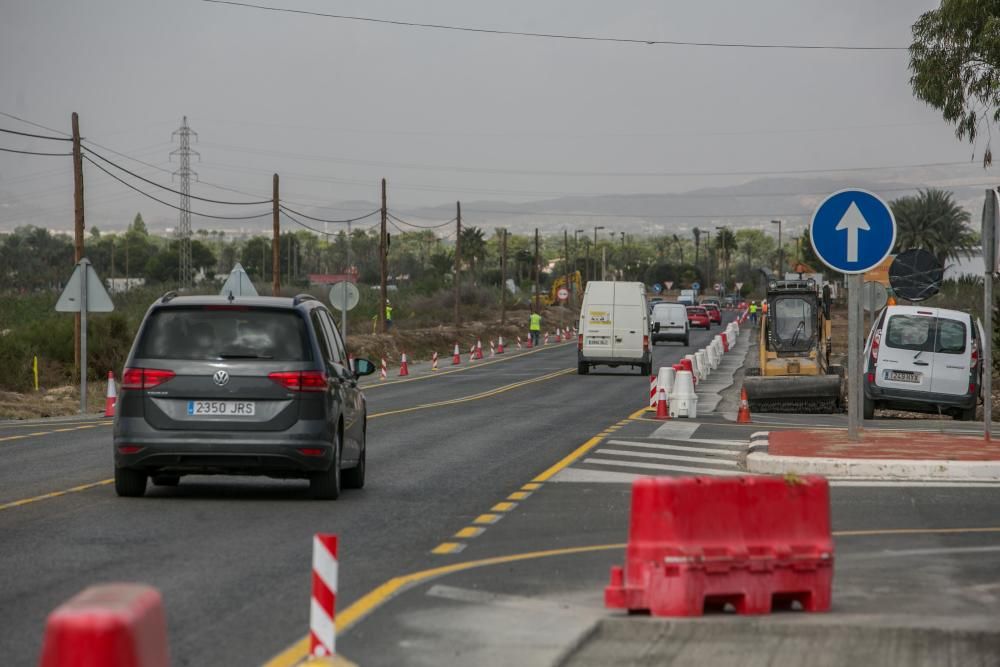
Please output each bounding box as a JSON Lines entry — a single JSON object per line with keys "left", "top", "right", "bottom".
{"left": 268, "top": 370, "right": 327, "bottom": 392}
{"left": 121, "top": 367, "right": 175, "bottom": 390}
{"left": 578, "top": 334, "right": 583, "bottom": 350}
{"left": 643, "top": 335, "right": 650, "bottom": 351}
{"left": 869, "top": 330, "right": 881, "bottom": 365}
{"left": 971, "top": 338, "right": 979, "bottom": 369}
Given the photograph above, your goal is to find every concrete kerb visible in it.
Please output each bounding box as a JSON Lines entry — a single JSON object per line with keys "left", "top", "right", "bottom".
{"left": 742, "top": 432, "right": 1000, "bottom": 481}
{"left": 694, "top": 327, "right": 752, "bottom": 415}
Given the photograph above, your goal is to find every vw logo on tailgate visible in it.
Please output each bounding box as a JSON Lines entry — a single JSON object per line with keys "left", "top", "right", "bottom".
{"left": 213, "top": 370, "right": 230, "bottom": 387}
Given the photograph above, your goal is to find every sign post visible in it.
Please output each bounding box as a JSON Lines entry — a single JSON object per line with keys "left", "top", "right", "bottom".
{"left": 982, "top": 189, "right": 998, "bottom": 442}
{"left": 329, "top": 281, "right": 360, "bottom": 340}
{"left": 55, "top": 258, "right": 114, "bottom": 413}
{"left": 810, "top": 189, "right": 896, "bottom": 443}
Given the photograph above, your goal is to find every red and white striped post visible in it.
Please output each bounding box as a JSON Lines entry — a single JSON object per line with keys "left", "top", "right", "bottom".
{"left": 309, "top": 534, "right": 338, "bottom": 658}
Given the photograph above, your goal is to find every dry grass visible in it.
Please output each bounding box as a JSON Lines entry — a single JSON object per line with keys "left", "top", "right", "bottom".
{"left": 0, "top": 381, "right": 110, "bottom": 420}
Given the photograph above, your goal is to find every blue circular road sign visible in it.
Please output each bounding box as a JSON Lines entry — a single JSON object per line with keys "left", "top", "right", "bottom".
{"left": 692, "top": 282, "right": 701, "bottom": 290}
{"left": 652, "top": 282, "right": 663, "bottom": 293}
{"left": 810, "top": 189, "right": 896, "bottom": 274}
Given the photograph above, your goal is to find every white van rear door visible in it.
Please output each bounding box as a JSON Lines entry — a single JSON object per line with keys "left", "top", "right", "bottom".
{"left": 929, "top": 314, "right": 970, "bottom": 396}
{"left": 875, "top": 311, "right": 934, "bottom": 392}
{"left": 583, "top": 286, "right": 614, "bottom": 358}
{"left": 612, "top": 284, "right": 644, "bottom": 359}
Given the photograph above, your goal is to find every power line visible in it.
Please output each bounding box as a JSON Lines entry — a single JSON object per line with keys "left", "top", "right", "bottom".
{"left": 202, "top": 0, "right": 907, "bottom": 51}
{"left": 279, "top": 204, "right": 381, "bottom": 224}
{"left": 0, "top": 111, "right": 70, "bottom": 137}
{"left": 387, "top": 212, "right": 456, "bottom": 229}
{"left": 0, "top": 127, "right": 73, "bottom": 142}
{"left": 0, "top": 146, "right": 72, "bottom": 157}
{"left": 280, "top": 208, "right": 332, "bottom": 236}
{"left": 82, "top": 154, "right": 273, "bottom": 220}
{"left": 84, "top": 145, "right": 273, "bottom": 205}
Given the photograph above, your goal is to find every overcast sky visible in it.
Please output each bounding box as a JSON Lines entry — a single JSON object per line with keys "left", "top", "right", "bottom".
{"left": 0, "top": 0, "right": 993, "bottom": 235}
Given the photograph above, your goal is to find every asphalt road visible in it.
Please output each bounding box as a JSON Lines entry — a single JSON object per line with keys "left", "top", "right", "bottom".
{"left": 3, "top": 313, "right": 998, "bottom": 667}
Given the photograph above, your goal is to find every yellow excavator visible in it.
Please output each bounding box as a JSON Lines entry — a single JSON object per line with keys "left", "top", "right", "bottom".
{"left": 540, "top": 271, "right": 583, "bottom": 305}
{"left": 743, "top": 278, "right": 844, "bottom": 413}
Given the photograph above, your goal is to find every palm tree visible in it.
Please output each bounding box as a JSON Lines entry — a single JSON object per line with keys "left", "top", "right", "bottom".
{"left": 890, "top": 189, "right": 976, "bottom": 266}
{"left": 459, "top": 226, "right": 487, "bottom": 276}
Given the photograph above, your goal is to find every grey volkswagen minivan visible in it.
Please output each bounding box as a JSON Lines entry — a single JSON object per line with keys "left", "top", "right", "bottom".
{"left": 113, "top": 292, "right": 374, "bottom": 499}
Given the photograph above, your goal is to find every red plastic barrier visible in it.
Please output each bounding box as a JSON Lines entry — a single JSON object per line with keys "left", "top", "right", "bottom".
{"left": 605, "top": 476, "right": 832, "bottom": 616}
{"left": 39, "top": 583, "right": 169, "bottom": 667}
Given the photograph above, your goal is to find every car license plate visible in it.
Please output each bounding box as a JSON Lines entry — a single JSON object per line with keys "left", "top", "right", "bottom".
{"left": 587, "top": 336, "right": 610, "bottom": 345}
{"left": 187, "top": 400, "right": 256, "bottom": 416}
{"left": 887, "top": 370, "right": 920, "bottom": 383}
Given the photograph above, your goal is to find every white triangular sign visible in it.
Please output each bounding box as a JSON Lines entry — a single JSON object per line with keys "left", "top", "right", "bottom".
{"left": 55, "top": 259, "right": 114, "bottom": 312}
{"left": 220, "top": 262, "right": 258, "bottom": 298}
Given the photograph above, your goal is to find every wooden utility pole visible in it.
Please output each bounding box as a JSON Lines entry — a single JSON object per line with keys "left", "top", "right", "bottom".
{"left": 71, "top": 112, "right": 85, "bottom": 372}
{"left": 533, "top": 228, "right": 540, "bottom": 312}
{"left": 379, "top": 178, "right": 388, "bottom": 334}
{"left": 563, "top": 229, "right": 570, "bottom": 301}
{"left": 272, "top": 173, "right": 280, "bottom": 295}
{"left": 454, "top": 201, "right": 461, "bottom": 329}
{"left": 499, "top": 228, "right": 507, "bottom": 325}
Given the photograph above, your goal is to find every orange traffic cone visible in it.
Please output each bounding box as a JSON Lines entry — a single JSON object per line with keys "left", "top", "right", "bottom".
{"left": 655, "top": 387, "right": 670, "bottom": 420}
{"left": 104, "top": 371, "right": 117, "bottom": 417}
{"left": 452, "top": 343, "right": 461, "bottom": 365}
{"left": 431, "top": 352, "right": 439, "bottom": 371}
{"left": 737, "top": 386, "right": 752, "bottom": 424}
{"left": 399, "top": 352, "right": 409, "bottom": 376}
{"left": 497, "top": 336, "right": 505, "bottom": 354}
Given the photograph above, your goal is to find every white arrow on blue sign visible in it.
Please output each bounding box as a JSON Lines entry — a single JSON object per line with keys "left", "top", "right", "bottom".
{"left": 810, "top": 189, "right": 896, "bottom": 274}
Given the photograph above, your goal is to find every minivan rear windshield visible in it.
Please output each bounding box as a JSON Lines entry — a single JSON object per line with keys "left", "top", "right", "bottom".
{"left": 885, "top": 314, "right": 966, "bottom": 355}
{"left": 135, "top": 307, "right": 312, "bottom": 361}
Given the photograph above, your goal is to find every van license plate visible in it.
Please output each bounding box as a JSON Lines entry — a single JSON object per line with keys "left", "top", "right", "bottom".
{"left": 187, "top": 400, "right": 256, "bottom": 416}
{"left": 887, "top": 371, "right": 919, "bottom": 383}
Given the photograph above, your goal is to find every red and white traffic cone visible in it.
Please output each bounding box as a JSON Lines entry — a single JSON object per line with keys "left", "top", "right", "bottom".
{"left": 104, "top": 371, "right": 117, "bottom": 417}
{"left": 431, "top": 352, "right": 439, "bottom": 371}
{"left": 398, "top": 352, "right": 409, "bottom": 376}
{"left": 525, "top": 334, "right": 533, "bottom": 349}
{"left": 497, "top": 336, "right": 505, "bottom": 354}
{"left": 544, "top": 332, "right": 550, "bottom": 345}
{"left": 737, "top": 386, "right": 753, "bottom": 424}
{"left": 655, "top": 387, "right": 670, "bottom": 420}
{"left": 452, "top": 343, "right": 461, "bottom": 365}
{"left": 380, "top": 358, "right": 387, "bottom": 381}
{"left": 309, "top": 533, "right": 338, "bottom": 659}
{"left": 555, "top": 327, "right": 561, "bottom": 341}
{"left": 489, "top": 340, "right": 496, "bottom": 358}
{"left": 649, "top": 374, "right": 657, "bottom": 408}
{"left": 475, "top": 339, "right": 484, "bottom": 360}
{"left": 516, "top": 336, "right": 523, "bottom": 349}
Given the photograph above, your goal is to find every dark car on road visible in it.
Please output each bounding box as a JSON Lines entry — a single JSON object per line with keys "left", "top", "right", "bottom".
{"left": 686, "top": 306, "right": 711, "bottom": 329}
{"left": 113, "top": 293, "right": 375, "bottom": 499}
{"left": 703, "top": 303, "right": 722, "bottom": 325}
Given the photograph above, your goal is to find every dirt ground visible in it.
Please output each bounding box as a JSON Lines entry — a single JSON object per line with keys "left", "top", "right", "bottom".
{"left": 0, "top": 381, "right": 111, "bottom": 420}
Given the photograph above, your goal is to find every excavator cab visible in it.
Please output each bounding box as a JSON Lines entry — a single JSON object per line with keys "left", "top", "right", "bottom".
{"left": 743, "top": 279, "right": 843, "bottom": 413}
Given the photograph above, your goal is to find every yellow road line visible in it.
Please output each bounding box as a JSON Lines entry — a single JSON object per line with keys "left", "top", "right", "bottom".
{"left": 430, "top": 542, "right": 465, "bottom": 555}
{"left": 454, "top": 527, "right": 484, "bottom": 539}
{"left": 521, "top": 483, "right": 542, "bottom": 491}
{"left": 368, "top": 368, "right": 574, "bottom": 419}
{"left": 628, "top": 407, "right": 652, "bottom": 420}
{"left": 508, "top": 491, "right": 531, "bottom": 501}
{"left": 532, "top": 436, "right": 604, "bottom": 483}
{"left": 0, "top": 418, "right": 112, "bottom": 431}
{"left": 834, "top": 526, "right": 1000, "bottom": 537}
{"left": 0, "top": 479, "right": 114, "bottom": 512}
{"left": 491, "top": 502, "right": 517, "bottom": 512}
{"left": 362, "top": 341, "right": 575, "bottom": 390}
{"left": 473, "top": 514, "right": 500, "bottom": 525}
{"left": 263, "top": 543, "right": 626, "bottom": 667}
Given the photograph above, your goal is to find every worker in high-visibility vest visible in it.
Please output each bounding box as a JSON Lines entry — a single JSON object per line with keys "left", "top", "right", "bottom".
{"left": 749, "top": 301, "right": 758, "bottom": 325}
{"left": 529, "top": 310, "right": 542, "bottom": 347}
{"left": 385, "top": 301, "right": 393, "bottom": 331}
{"left": 761, "top": 300, "right": 768, "bottom": 317}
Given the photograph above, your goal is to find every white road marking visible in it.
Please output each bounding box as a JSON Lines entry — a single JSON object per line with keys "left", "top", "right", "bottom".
{"left": 595, "top": 448, "right": 739, "bottom": 467}
{"left": 606, "top": 440, "right": 740, "bottom": 457}
{"left": 549, "top": 467, "right": 639, "bottom": 483}
{"left": 582, "top": 458, "right": 742, "bottom": 476}
{"left": 841, "top": 546, "right": 1000, "bottom": 561}
{"left": 649, "top": 422, "right": 699, "bottom": 440}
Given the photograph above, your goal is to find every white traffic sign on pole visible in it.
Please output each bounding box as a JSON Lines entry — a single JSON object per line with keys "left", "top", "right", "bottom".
{"left": 220, "top": 262, "right": 258, "bottom": 298}
{"left": 56, "top": 258, "right": 113, "bottom": 414}
{"left": 329, "top": 280, "right": 360, "bottom": 340}
{"left": 557, "top": 287, "right": 570, "bottom": 302}
{"left": 664, "top": 281, "right": 674, "bottom": 290}
{"left": 810, "top": 190, "right": 897, "bottom": 443}
{"left": 735, "top": 282, "right": 744, "bottom": 291}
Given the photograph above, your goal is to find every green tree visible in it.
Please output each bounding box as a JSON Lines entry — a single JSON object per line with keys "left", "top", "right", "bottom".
{"left": 459, "top": 226, "right": 487, "bottom": 276}
{"left": 890, "top": 188, "right": 976, "bottom": 265}
{"left": 130, "top": 213, "right": 147, "bottom": 235}
{"left": 909, "top": 1, "right": 1000, "bottom": 163}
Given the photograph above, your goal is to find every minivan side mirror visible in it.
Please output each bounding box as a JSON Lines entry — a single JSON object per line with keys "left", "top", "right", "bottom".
{"left": 353, "top": 358, "right": 376, "bottom": 377}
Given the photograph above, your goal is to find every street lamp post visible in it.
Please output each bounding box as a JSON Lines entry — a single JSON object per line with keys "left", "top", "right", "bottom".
{"left": 574, "top": 228, "right": 584, "bottom": 300}
{"left": 771, "top": 219, "right": 783, "bottom": 277}
{"left": 715, "top": 225, "right": 728, "bottom": 292}
{"left": 704, "top": 229, "right": 712, "bottom": 291}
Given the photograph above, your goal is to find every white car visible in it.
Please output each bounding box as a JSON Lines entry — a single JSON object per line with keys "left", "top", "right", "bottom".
{"left": 863, "top": 305, "right": 983, "bottom": 420}
{"left": 577, "top": 281, "right": 652, "bottom": 375}
{"left": 650, "top": 302, "right": 690, "bottom": 346}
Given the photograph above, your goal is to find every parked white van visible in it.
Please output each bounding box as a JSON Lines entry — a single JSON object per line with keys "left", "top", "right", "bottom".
{"left": 578, "top": 281, "right": 652, "bottom": 376}
{"left": 863, "top": 305, "right": 983, "bottom": 420}
{"left": 650, "top": 302, "right": 690, "bottom": 346}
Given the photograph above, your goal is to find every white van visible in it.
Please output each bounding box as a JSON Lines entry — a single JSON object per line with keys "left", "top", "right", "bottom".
{"left": 578, "top": 281, "right": 652, "bottom": 375}
{"left": 863, "top": 305, "right": 983, "bottom": 420}
{"left": 650, "top": 302, "right": 690, "bottom": 346}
